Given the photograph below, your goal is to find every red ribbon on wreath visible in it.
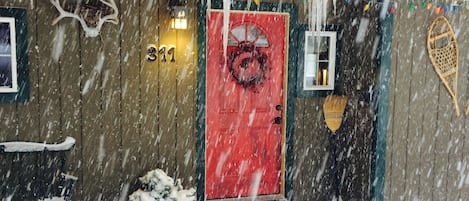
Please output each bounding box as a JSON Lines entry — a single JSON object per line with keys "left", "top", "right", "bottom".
{"left": 229, "top": 42, "right": 267, "bottom": 87}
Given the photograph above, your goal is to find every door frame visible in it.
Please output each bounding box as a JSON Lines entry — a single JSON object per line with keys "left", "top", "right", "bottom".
{"left": 372, "top": 11, "right": 394, "bottom": 201}
{"left": 196, "top": 2, "right": 298, "bottom": 201}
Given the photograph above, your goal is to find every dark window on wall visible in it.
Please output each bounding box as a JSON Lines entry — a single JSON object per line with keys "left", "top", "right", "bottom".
{"left": 0, "top": 8, "right": 29, "bottom": 103}
{"left": 0, "top": 21, "right": 15, "bottom": 92}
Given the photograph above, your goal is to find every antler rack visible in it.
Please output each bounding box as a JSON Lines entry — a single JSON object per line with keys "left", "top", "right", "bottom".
{"left": 50, "top": 0, "right": 119, "bottom": 37}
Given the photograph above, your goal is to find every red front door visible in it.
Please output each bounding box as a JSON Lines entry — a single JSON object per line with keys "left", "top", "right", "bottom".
{"left": 206, "top": 10, "right": 289, "bottom": 199}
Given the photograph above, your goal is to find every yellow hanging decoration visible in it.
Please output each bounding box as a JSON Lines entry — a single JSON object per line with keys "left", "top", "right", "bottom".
{"left": 323, "top": 95, "right": 348, "bottom": 133}
{"left": 254, "top": 0, "right": 260, "bottom": 5}
{"left": 466, "top": 5, "right": 469, "bottom": 10}
{"left": 364, "top": 3, "right": 370, "bottom": 11}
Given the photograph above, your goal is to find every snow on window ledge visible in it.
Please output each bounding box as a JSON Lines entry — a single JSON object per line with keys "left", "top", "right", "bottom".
{"left": 0, "top": 137, "right": 76, "bottom": 152}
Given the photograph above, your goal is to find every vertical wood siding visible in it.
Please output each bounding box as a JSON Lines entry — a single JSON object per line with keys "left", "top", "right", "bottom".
{"left": 386, "top": 9, "right": 469, "bottom": 201}
{"left": 0, "top": 0, "right": 383, "bottom": 200}
{"left": 292, "top": 1, "right": 379, "bottom": 200}
{"left": 0, "top": 0, "right": 198, "bottom": 200}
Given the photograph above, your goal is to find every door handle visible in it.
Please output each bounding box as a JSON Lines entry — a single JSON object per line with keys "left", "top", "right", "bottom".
{"left": 274, "top": 116, "right": 282, "bottom": 124}
{"left": 274, "top": 105, "right": 282, "bottom": 124}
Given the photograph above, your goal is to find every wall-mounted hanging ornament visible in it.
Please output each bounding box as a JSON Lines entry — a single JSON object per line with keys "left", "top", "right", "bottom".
{"left": 323, "top": 95, "right": 348, "bottom": 133}
{"left": 427, "top": 16, "right": 460, "bottom": 116}
{"left": 229, "top": 42, "right": 267, "bottom": 87}
{"left": 226, "top": 24, "right": 269, "bottom": 88}
{"left": 323, "top": 95, "right": 348, "bottom": 201}
{"left": 50, "top": 0, "right": 119, "bottom": 37}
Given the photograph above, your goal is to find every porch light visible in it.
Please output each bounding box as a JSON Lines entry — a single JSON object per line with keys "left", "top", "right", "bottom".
{"left": 170, "top": 6, "right": 188, "bottom": 30}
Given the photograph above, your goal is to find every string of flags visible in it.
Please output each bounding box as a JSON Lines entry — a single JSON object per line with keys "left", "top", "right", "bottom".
{"left": 358, "top": 0, "right": 469, "bottom": 14}
{"left": 406, "top": 1, "right": 469, "bottom": 13}
{"left": 292, "top": 0, "right": 469, "bottom": 14}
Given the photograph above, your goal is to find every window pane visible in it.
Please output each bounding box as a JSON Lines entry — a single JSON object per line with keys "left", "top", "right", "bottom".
{"left": 318, "top": 62, "right": 329, "bottom": 86}
{"left": 307, "top": 35, "right": 329, "bottom": 54}
{"left": 0, "top": 22, "right": 11, "bottom": 55}
{"left": 231, "top": 25, "right": 245, "bottom": 42}
{"left": 0, "top": 56, "right": 12, "bottom": 87}
{"left": 305, "top": 53, "right": 317, "bottom": 76}
{"left": 305, "top": 76, "right": 314, "bottom": 88}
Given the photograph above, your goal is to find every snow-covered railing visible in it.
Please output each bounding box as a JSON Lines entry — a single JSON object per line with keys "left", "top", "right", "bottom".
{"left": 0, "top": 137, "right": 76, "bottom": 152}
{"left": 0, "top": 137, "right": 77, "bottom": 200}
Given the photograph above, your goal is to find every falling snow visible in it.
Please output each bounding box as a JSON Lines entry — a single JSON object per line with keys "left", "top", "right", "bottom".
{"left": 0, "top": 0, "right": 468, "bottom": 201}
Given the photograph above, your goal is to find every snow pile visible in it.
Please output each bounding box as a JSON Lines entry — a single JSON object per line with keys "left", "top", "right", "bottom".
{"left": 2, "top": 194, "right": 13, "bottom": 201}
{"left": 129, "top": 169, "right": 195, "bottom": 201}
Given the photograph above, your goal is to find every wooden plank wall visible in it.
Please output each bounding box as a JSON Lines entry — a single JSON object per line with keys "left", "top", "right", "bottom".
{"left": 386, "top": 7, "right": 469, "bottom": 201}
{"left": 0, "top": 0, "right": 392, "bottom": 200}
{"left": 0, "top": 0, "right": 198, "bottom": 200}
{"left": 293, "top": 1, "right": 379, "bottom": 200}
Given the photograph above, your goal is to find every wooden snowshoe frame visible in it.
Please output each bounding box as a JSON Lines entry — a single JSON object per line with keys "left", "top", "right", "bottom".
{"left": 427, "top": 16, "right": 460, "bottom": 116}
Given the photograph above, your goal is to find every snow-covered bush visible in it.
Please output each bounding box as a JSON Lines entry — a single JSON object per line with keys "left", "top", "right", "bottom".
{"left": 129, "top": 169, "right": 195, "bottom": 201}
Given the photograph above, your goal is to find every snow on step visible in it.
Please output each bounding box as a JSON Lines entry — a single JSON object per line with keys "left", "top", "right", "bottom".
{"left": 0, "top": 137, "right": 76, "bottom": 152}
{"left": 39, "top": 197, "right": 65, "bottom": 201}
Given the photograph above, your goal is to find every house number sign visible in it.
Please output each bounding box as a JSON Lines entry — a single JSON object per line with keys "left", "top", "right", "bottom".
{"left": 146, "top": 44, "right": 175, "bottom": 63}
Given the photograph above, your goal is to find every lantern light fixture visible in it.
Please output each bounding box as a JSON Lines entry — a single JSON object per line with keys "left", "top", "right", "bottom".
{"left": 170, "top": 6, "right": 188, "bottom": 30}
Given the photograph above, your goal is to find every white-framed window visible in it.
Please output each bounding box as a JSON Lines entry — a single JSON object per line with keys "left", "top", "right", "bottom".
{"left": 0, "top": 17, "right": 17, "bottom": 93}
{"left": 303, "top": 31, "right": 336, "bottom": 91}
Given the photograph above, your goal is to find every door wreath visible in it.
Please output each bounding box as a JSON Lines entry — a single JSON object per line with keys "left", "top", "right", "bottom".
{"left": 229, "top": 42, "right": 267, "bottom": 87}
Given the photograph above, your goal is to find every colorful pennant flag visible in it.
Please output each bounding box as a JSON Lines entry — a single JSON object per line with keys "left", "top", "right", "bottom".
{"left": 254, "top": 0, "right": 260, "bottom": 5}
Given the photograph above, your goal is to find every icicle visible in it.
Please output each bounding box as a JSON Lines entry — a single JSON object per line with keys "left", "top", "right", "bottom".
{"left": 315, "top": 0, "right": 320, "bottom": 31}
{"left": 323, "top": 0, "right": 328, "bottom": 28}
{"left": 333, "top": 0, "right": 337, "bottom": 15}
{"left": 303, "top": 1, "right": 307, "bottom": 19}
{"left": 222, "top": 0, "right": 231, "bottom": 68}
{"left": 308, "top": 0, "right": 311, "bottom": 30}
{"left": 315, "top": 0, "right": 322, "bottom": 31}
{"left": 308, "top": 0, "right": 328, "bottom": 32}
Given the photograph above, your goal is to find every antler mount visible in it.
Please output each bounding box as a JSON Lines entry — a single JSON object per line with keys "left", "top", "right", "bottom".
{"left": 50, "top": 0, "right": 119, "bottom": 37}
